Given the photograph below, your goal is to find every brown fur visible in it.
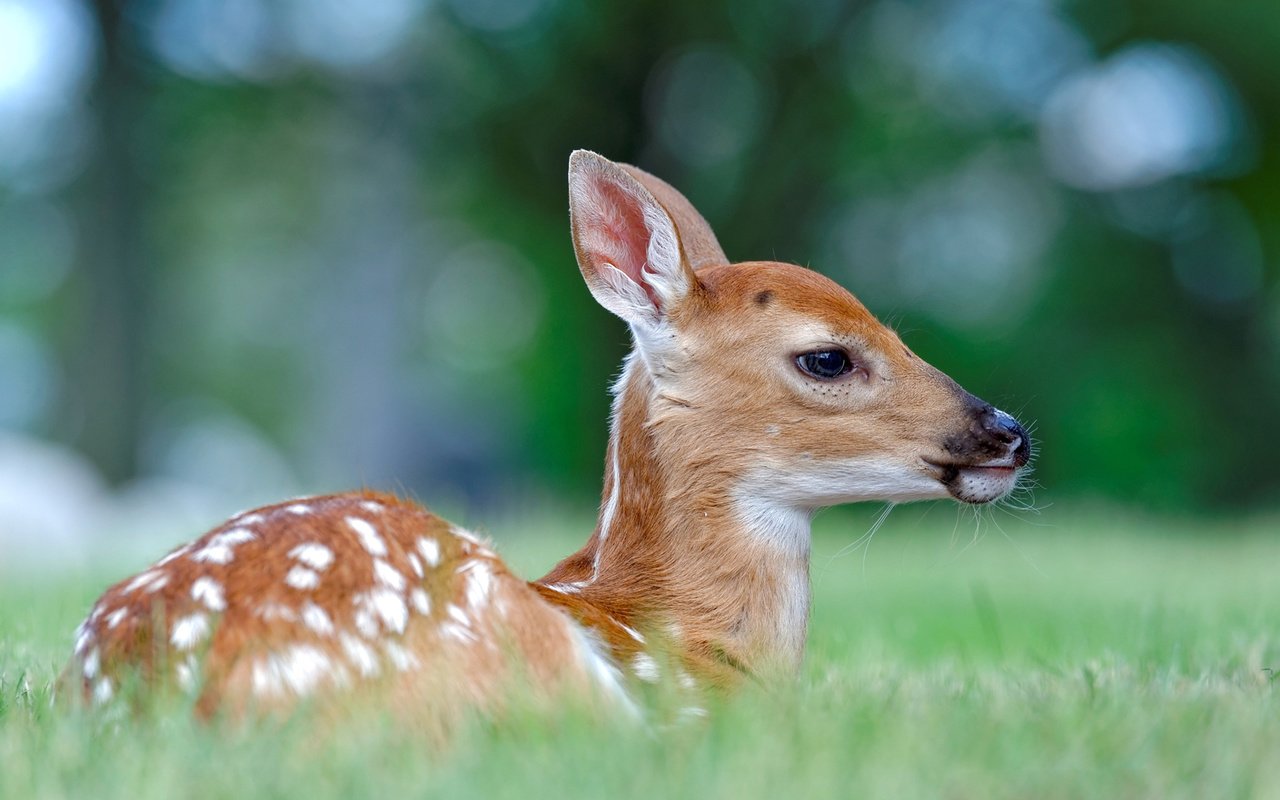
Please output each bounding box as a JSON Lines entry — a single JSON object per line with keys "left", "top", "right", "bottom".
{"left": 61, "top": 151, "right": 1028, "bottom": 729}
{"left": 63, "top": 492, "right": 609, "bottom": 731}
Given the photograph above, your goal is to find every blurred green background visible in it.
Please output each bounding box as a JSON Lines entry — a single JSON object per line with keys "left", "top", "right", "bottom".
{"left": 1, "top": 0, "right": 1278, "bottom": 560}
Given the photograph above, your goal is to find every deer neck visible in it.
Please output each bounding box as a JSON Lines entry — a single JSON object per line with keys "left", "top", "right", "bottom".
{"left": 538, "top": 351, "right": 813, "bottom": 677}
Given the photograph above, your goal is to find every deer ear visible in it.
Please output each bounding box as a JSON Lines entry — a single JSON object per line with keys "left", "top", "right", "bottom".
{"left": 617, "top": 163, "right": 727, "bottom": 272}
{"left": 568, "top": 150, "right": 698, "bottom": 327}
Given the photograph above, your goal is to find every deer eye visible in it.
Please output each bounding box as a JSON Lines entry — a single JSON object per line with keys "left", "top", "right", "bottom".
{"left": 796, "top": 350, "right": 855, "bottom": 380}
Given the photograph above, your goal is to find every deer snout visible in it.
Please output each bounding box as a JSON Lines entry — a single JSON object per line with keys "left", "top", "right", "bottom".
{"left": 979, "top": 407, "right": 1031, "bottom": 468}
{"left": 926, "top": 401, "right": 1033, "bottom": 504}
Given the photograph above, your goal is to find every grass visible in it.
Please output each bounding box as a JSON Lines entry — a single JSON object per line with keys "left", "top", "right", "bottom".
{"left": 2, "top": 502, "right": 1278, "bottom": 799}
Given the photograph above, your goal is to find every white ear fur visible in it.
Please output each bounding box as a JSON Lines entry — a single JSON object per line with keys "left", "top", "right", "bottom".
{"left": 568, "top": 150, "right": 691, "bottom": 329}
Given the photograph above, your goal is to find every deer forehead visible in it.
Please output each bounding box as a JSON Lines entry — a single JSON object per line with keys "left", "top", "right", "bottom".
{"left": 685, "top": 262, "right": 909, "bottom": 358}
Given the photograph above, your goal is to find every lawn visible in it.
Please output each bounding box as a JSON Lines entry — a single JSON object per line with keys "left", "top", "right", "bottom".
{"left": 1, "top": 502, "right": 1277, "bottom": 799}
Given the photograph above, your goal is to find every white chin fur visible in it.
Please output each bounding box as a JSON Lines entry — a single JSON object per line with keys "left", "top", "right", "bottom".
{"left": 949, "top": 467, "right": 1019, "bottom": 504}
{"left": 739, "top": 456, "right": 952, "bottom": 510}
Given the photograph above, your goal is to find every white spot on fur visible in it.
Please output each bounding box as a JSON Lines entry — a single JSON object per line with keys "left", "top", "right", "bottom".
{"left": 440, "top": 622, "right": 477, "bottom": 644}
{"left": 407, "top": 553, "right": 424, "bottom": 577}
{"left": 679, "top": 705, "right": 709, "bottom": 720}
{"left": 232, "top": 512, "right": 264, "bottom": 525}
{"left": 105, "top": 608, "right": 127, "bottom": 630}
{"left": 340, "top": 632, "right": 380, "bottom": 677}
{"left": 191, "top": 577, "right": 226, "bottom": 612}
{"left": 73, "top": 623, "right": 92, "bottom": 654}
{"left": 210, "top": 527, "right": 255, "bottom": 548}
{"left": 360, "top": 500, "right": 384, "bottom": 514}
{"left": 92, "top": 678, "right": 114, "bottom": 705}
{"left": 71, "top": 616, "right": 89, "bottom": 650}
{"left": 252, "top": 645, "right": 346, "bottom": 698}
{"left": 82, "top": 648, "right": 100, "bottom": 679}
{"left": 288, "top": 542, "right": 334, "bottom": 571}
{"left": 171, "top": 614, "right": 210, "bottom": 650}
{"left": 353, "top": 608, "right": 378, "bottom": 638}
{"left": 285, "top": 504, "right": 311, "bottom": 515}
{"left": 191, "top": 543, "right": 234, "bottom": 565}
{"left": 440, "top": 603, "right": 475, "bottom": 643}
{"left": 446, "top": 604, "right": 469, "bottom": 626}
{"left": 124, "top": 570, "right": 166, "bottom": 593}
{"left": 411, "top": 588, "right": 431, "bottom": 615}
{"left": 354, "top": 590, "right": 407, "bottom": 635}
{"left": 383, "top": 640, "right": 419, "bottom": 672}
{"left": 631, "top": 653, "right": 660, "bottom": 683}
{"left": 417, "top": 537, "right": 440, "bottom": 568}
{"left": 300, "top": 602, "right": 334, "bottom": 636}
{"left": 347, "top": 516, "right": 386, "bottom": 556}
{"left": 567, "top": 621, "right": 639, "bottom": 719}
{"left": 285, "top": 566, "right": 320, "bottom": 590}
{"left": 176, "top": 654, "right": 199, "bottom": 692}
{"left": 371, "top": 589, "right": 407, "bottom": 633}
{"left": 258, "top": 603, "right": 297, "bottom": 622}
{"left": 373, "top": 559, "right": 406, "bottom": 591}
{"left": 459, "top": 560, "right": 494, "bottom": 609}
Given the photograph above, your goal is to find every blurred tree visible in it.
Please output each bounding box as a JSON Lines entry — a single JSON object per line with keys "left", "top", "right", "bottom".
{"left": 62, "top": 0, "right": 152, "bottom": 483}
{"left": 2, "top": 0, "right": 1277, "bottom": 514}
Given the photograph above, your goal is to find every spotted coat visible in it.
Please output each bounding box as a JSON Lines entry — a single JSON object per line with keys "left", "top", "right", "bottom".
{"left": 62, "top": 492, "right": 658, "bottom": 724}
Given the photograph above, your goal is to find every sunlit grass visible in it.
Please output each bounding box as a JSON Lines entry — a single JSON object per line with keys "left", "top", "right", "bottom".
{"left": 2, "top": 503, "right": 1278, "bottom": 799}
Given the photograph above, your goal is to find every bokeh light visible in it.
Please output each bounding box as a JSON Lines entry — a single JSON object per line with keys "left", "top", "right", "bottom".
{"left": 1040, "top": 43, "right": 1249, "bottom": 191}
{"left": 0, "top": 0, "right": 95, "bottom": 193}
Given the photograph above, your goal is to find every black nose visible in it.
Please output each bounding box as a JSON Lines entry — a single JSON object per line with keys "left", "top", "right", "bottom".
{"left": 979, "top": 407, "right": 1031, "bottom": 468}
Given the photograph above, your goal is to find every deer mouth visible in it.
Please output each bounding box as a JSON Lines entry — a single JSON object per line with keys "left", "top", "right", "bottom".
{"left": 923, "top": 459, "right": 1022, "bottom": 504}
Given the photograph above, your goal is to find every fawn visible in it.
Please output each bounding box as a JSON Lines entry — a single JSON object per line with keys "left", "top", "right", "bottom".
{"left": 63, "top": 151, "right": 1031, "bottom": 726}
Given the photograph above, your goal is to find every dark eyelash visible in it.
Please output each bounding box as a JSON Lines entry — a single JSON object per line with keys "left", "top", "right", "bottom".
{"left": 796, "top": 350, "right": 855, "bottom": 380}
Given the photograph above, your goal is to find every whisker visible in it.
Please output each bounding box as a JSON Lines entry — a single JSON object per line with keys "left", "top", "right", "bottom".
{"left": 952, "top": 505, "right": 986, "bottom": 559}
{"left": 860, "top": 503, "right": 898, "bottom": 576}
{"left": 987, "top": 509, "right": 1047, "bottom": 577}
{"left": 948, "top": 503, "right": 965, "bottom": 548}
{"left": 830, "top": 503, "right": 897, "bottom": 576}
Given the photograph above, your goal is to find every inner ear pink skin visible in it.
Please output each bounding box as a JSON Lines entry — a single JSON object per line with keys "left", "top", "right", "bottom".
{"left": 582, "top": 177, "right": 664, "bottom": 310}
